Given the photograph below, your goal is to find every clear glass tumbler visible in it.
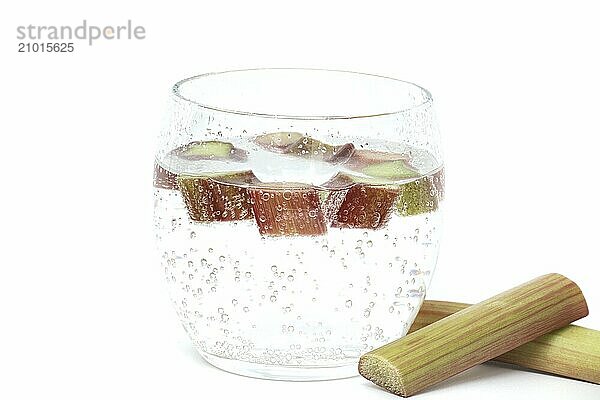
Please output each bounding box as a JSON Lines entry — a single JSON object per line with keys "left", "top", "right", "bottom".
{"left": 153, "top": 69, "right": 444, "bottom": 380}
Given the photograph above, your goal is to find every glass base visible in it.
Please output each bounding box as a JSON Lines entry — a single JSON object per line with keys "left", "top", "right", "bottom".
{"left": 199, "top": 351, "right": 359, "bottom": 381}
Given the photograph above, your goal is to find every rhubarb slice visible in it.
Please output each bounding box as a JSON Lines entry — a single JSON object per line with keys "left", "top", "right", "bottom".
{"left": 172, "top": 140, "right": 248, "bottom": 162}
{"left": 254, "top": 132, "right": 305, "bottom": 153}
{"left": 284, "top": 137, "right": 355, "bottom": 164}
{"left": 178, "top": 171, "right": 257, "bottom": 223}
{"left": 255, "top": 132, "right": 355, "bottom": 164}
{"left": 326, "top": 156, "right": 419, "bottom": 229}
{"left": 348, "top": 149, "right": 409, "bottom": 164}
{"left": 332, "top": 183, "right": 399, "bottom": 229}
{"left": 248, "top": 184, "right": 327, "bottom": 236}
{"left": 153, "top": 162, "right": 178, "bottom": 190}
{"left": 396, "top": 168, "right": 444, "bottom": 216}
{"left": 361, "top": 159, "right": 421, "bottom": 180}
{"left": 326, "top": 156, "right": 443, "bottom": 228}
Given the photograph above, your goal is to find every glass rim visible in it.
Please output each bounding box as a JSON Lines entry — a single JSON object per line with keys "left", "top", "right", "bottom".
{"left": 171, "top": 68, "right": 433, "bottom": 121}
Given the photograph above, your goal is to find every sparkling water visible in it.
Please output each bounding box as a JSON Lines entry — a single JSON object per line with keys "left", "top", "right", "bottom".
{"left": 153, "top": 137, "right": 443, "bottom": 379}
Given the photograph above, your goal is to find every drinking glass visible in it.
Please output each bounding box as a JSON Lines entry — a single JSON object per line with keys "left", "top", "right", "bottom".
{"left": 153, "top": 68, "right": 444, "bottom": 380}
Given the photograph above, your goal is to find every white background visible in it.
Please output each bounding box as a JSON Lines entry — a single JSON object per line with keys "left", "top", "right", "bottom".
{"left": 1, "top": 1, "right": 599, "bottom": 399}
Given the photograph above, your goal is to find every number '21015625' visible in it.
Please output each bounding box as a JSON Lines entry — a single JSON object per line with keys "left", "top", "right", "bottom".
{"left": 18, "top": 42, "right": 74, "bottom": 52}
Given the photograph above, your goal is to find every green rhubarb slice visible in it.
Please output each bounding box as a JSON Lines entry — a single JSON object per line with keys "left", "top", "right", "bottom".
{"left": 177, "top": 171, "right": 257, "bottom": 222}
{"left": 361, "top": 159, "right": 420, "bottom": 180}
{"left": 172, "top": 140, "right": 248, "bottom": 161}
{"left": 396, "top": 168, "right": 444, "bottom": 216}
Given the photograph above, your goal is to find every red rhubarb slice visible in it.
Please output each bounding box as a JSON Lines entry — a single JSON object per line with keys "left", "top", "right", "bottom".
{"left": 330, "top": 182, "right": 399, "bottom": 229}
{"left": 153, "top": 162, "right": 178, "bottom": 190}
{"left": 248, "top": 184, "right": 327, "bottom": 236}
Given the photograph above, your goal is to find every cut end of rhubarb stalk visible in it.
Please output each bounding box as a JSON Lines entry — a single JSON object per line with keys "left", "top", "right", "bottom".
{"left": 358, "top": 355, "right": 406, "bottom": 397}
{"left": 248, "top": 185, "right": 327, "bottom": 236}
{"left": 171, "top": 140, "right": 248, "bottom": 162}
{"left": 177, "top": 171, "right": 257, "bottom": 222}
{"left": 153, "top": 162, "right": 178, "bottom": 190}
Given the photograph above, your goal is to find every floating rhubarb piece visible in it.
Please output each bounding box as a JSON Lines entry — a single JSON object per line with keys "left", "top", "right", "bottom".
{"left": 350, "top": 149, "right": 409, "bottom": 163}
{"left": 326, "top": 158, "right": 443, "bottom": 228}
{"left": 396, "top": 168, "right": 445, "bottom": 216}
{"left": 346, "top": 153, "right": 445, "bottom": 216}
{"left": 172, "top": 140, "right": 248, "bottom": 162}
{"left": 432, "top": 167, "right": 445, "bottom": 200}
{"left": 254, "top": 132, "right": 305, "bottom": 153}
{"left": 331, "top": 182, "right": 399, "bottom": 229}
{"left": 284, "top": 138, "right": 355, "bottom": 164}
{"left": 317, "top": 174, "right": 354, "bottom": 225}
{"left": 361, "top": 159, "right": 420, "bottom": 180}
{"left": 248, "top": 185, "right": 327, "bottom": 236}
{"left": 177, "top": 171, "right": 257, "bottom": 223}
{"left": 325, "top": 156, "right": 418, "bottom": 229}
{"left": 346, "top": 149, "right": 415, "bottom": 178}
{"left": 255, "top": 132, "right": 355, "bottom": 164}
{"left": 153, "top": 162, "right": 178, "bottom": 190}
